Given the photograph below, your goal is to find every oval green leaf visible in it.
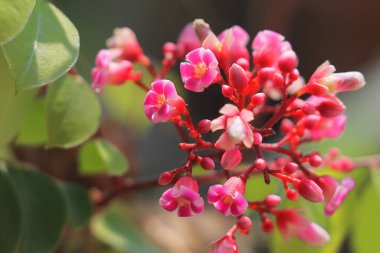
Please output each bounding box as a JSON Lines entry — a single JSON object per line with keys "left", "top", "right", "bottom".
{"left": 46, "top": 74, "right": 101, "bottom": 148}
{"left": 0, "top": 166, "right": 22, "bottom": 253}
{"left": 9, "top": 168, "right": 67, "bottom": 253}
{"left": 60, "top": 182, "right": 93, "bottom": 228}
{"left": 0, "top": 0, "right": 36, "bottom": 44}
{"left": 79, "top": 139, "right": 129, "bottom": 175}
{"left": 1, "top": 0, "right": 79, "bottom": 91}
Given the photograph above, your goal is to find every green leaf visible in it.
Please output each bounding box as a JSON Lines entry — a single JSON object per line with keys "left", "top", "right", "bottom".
{"left": 245, "top": 174, "right": 279, "bottom": 201}
{"left": 0, "top": 51, "right": 37, "bottom": 146}
{"left": 0, "top": 166, "right": 22, "bottom": 253}
{"left": 60, "top": 182, "right": 93, "bottom": 228}
{"left": 1, "top": 0, "right": 79, "bottom": 91}
{"left": 351, "top": 185, "right": 380, "bottom": 253}
{"left": 46, "top": 74, "right": 101, "bottom": 148}
{"left": 79, "top": 139, "right": 129, "bottom": 175}
{"left": 16, "top": 96, "right": 48, "bottom": 146}
{"left": 0, "top": 0, "right": 36, "bottom": 44}
{"left": 9, "top": 168, "right": 67, "bottom": 253}
{"left": 91, "top": 202, "right": 165, "bottom": 253}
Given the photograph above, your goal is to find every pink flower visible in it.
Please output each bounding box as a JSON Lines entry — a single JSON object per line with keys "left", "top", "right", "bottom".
{"left": 208, "top": 177, "right": 248, "bottom": 216}
{"left": 159, "top": 176, "right": 204, "bottom": 217}
{"left": 275, "top": 209, "right": 330, "bottom": 245}
{"left": 176, "top": 23, "right": 202, "bottom": 58}
{"left": 92, "top": 49, "right": 133, "bottom": 93}
{"left": 308, "top": 114, "right": 346, "bottom": 140}
{"left": 307, "top": 61, "right": 365, "bottom": 95}
{"left": 324, "top": 177, "right": 355, "bottom": 216}
{"left": 106, "top": 27, "right": 143, "bottom": 62}
{"left": 211, "top": 104, "right": 254, "bottom": 150}
{"left": 180, "top": 47, "right": 219, "bottom": 92}
{"left": 210, "top": 235, "right": 239, "bottom": 253}
{"left": 143, "top": 80, "right": 184, "bottom": 123}
{"left": 252, "top": 30, "right": 294, "bottom": 71}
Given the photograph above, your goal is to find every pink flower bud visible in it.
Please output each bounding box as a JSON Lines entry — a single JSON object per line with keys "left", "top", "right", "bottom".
{"left": 197, "top": 119, "right": 211, "bottom": 134}
{"left": 251, "top": 93, "right": 266, "bottom": 105}
{"left": 309, "top": 154, "right": 323, "bottom": 167}
{"left": 278, "top": 50, "right": 297, "bottom": 73}
{"left": 200, "top": 157, "right": 215, "bottom": 170}
{"left": 158, "top": 172, "right": 173, "bottom": 185}
{"left": 297, "top": 178, "right": 324, "bottom": 202}
{"left": 208, "top": 176, "right": 248, "bottom": 216}
{"left": 221, "top": 147, "right": 242, "bottom": 170}
{"left": 264, "top": 194, "right": 282, "bottom": 207}
{"left": 237, "top": 216, "right": 253, "bottom": 234}
{"left": 222, "top": 85, "right": 234, "bottom": 98}
{"left": 317, "top": 175, "right": 339, "bottom": 202}
{"left": 280, "top": 118, "right": 294, "bottom": 134}
{"left": 176, "top": 23, "right": 201, "bottom": 58}
{"left": 286, "top": 189, "right": 298, "bottom": 201}
{"left": 253, "top": 132, "right": 263, "bottom": 145}
{"left": 262, "top": 218, "right": 274, "bottom": 233}
{"left": 273, "top": 72, "right": 285, "bottom": 87}
{"left": 229, "top": 63, "right": 248, "bottom": 91}
{"left": 316, "top": 98, "right": 346, "bottom": 118}
{"left": 162, "top": 42, "right": 177, "bottom": 59}
{"left": 289, "top": 69, "right": 300, "bottom": 81}
{"left": 323, "top": 71, "right": 365, "bottom": 94}
{"left": 254, "top": 158, "right": 267, "bottom": 170}
{"left": 325, "top": 177, "right": 355, "bottom": 216}
{"left": 236, "top": 57, "right": 250, "bottom": 70}
{"left": 284, "top": 162, "right": 298, "bottom": 174}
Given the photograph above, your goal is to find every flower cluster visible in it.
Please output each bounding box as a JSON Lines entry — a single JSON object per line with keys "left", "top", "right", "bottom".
{"left": 92, "top": 19, "right": 365, "bottom": 252}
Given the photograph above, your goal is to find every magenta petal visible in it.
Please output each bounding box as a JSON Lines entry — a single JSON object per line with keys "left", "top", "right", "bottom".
{"left": 160, "top": 200, "right": 178, "bottom": 212}
{"left": 179, "top": 186, "right": 199, "bottom": 201}
{"left": 91, "top": 68, "right": 107, "bottom": 93}
{"left": 208, "top": 185, "right": 225, "bottom": 203}
{"left": 151, "top": 80, "right": 165, "bottom": 94}
{"left": 163, "top": 81, "right": 178, "bottom": 100}
{"left": 201, "top": 68, "right": 218, "bottom": 86}
{"left": 202, "top": 49, "right": 218, "bottom": 67}
{"left": 178, "top": 204, "right": 192, "bottom": 217}
{"left": 154, "top": 103, "right": 174, "bottom": 122}
{"left": 230, "top": 195, "right": 248, "bottom": 216}
{"left": 143, "top": 91, "right": 159, "bottom": 107}
{"left": 184, "top": 78, "right": 203, "bottom": 92}
{"left": 191, "top": 198, "right": 204, "bottom": 214}
{"left": 180, "top": 62, "right": 196, "bottom": 82}
{"left": 214, "top": 200, "right": 230, "bottom": 215}
{"left": 296, "top": 223, "right": 330, "bottom": 246}
{"left": 186, "top": 48, "right": 204, "bottom": 65}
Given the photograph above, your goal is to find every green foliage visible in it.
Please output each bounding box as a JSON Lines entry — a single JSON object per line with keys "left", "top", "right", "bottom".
{"left": 91, "top": 202, "right": 165, "bottom": 253}
{"left": 0, "top": 166, "right": 22, "bottom": 253}
{"left": 79, "top": 139, "right": 129, "bottom": 175}
{"left": 0, "top": 0, "right": 36, "bottom": 44}
{"left": 9, "top": 167, "right": 67, "bottom": 253}
{"left": 46, "top": 74, "right": 101, "bottom": 148}
{"left": 1, "top": 0, "right": 79, "bottom": 91}
{"left": 61, "top": 182, "right": 93, "bottom": 228}
{"left": 352, "top": 184, "right": 380, "bottom": 253}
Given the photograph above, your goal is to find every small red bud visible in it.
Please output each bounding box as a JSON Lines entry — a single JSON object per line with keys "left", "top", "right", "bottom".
{"left": 278, "top": 50, "right": 297, "bottom": 73}
{"left": 254, "top": 158, "right": 267, "bottom": 170}
{"left": 262, "top": 218, "right": 274, "bottom": 233}
{"left": 197, "top": 119, "right": 211, "bottom": 134}
{"left": 251, "top": 93, "right": 266, "bottom": 105}
{"left": 162, "top": 42, "right": 177, "bottom": 58}
{"left": 303, "top": 114, "right": 321, "bottom": 129}
{"left": 289, "top": 69, "right": 300, "bottom": 81}
{"left": 253, "top": 132, "right": 263, "bottom": 145}
{"left": 286, "top": 189, "right": 298, "bottom": 201}
{"left": 222, "top": 85, "right": 234, "bottom": 98}
{"left": 309, "top": 154, "right": 323, "bottom": 167}
{"left": 238, "top": 216, "right": 252, "bottom": 235}
{"left": 258, "top": 67, "right": 275, "bottom": 83}
{"left": 229, "top": 63, "right": 249, "bottom": 91}
{"left": 297, "top": 178, "right": 324, "bottom": 202}
{"left": 159, "top": 172, "right": 173, "bottom": 185}
{"left": 316, "top": 99, "right": 346, "bottom": 118}
{"left": 200, "top": 157, "right": 215, "bottom": 170}
{"left": 280, "top": 118, "right": 294, "bottom": 134}
{"left": 273, "top": 72, "right": 285, "bottom": 87}
{"left": 284, "top": 162, "right": 298, "bottom": 174}
{"left": 264, "top": 194, "right": 282, "bottom": 207}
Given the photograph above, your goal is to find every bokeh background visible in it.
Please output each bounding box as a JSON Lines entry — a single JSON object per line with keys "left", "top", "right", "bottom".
{"left": 45, "top": 0, "right": 380, "bottom": 252}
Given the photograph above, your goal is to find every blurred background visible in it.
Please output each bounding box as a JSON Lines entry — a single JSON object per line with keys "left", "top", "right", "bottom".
{"left": 39, "top": 0, "right": 380, "bottom": 252}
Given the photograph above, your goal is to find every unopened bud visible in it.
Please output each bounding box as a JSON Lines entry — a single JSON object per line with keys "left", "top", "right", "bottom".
{"left": 229, "top": 63, "right": 249, "bottom": 91}
{"left": 309, "top": 154, "right": 323, "bottom": 167}
{"left": 258, "top": 67, "right": 275, "bottom": 83}
{"left": 264, "top": 195, "right": 282, "bottom": 207}
{"left": 253, "top": 133, "right": 263, "bottom": 145}
{"left": 273, "top": 72, "right": 285, "bottom": 87}
{"left": 278, "top": 50, "right": 297, "bottom": 73}
{"left": 286, "top": 189, "right": 298, "bottom": 201}
{"left": 316, "top": 99, "right": 346, "bottom": 118}
{"left": 254, "top": 158, "right": 267, "bottom": 170}
{"left": 262, "top": 218, "right": 274, "bottom": 233}
{"left": 163, "top": 42, "right": 177, "bottom": 58}
{"left": 280, "top": 118, "right": 294, "bottom": 134}
{"left": 200, "top": 157, "right": 215, "bottom": 170}
{"left": 297, "top": 178, "right": 324, "bottom": 202}
{"left": 251, "top": 93, "right": 266, "bottom": 105}
{"left": 197, "top": 119, "right": 211, "bottom": 134}
{"left": 284, "top": 162, "right": 298, "bottom": 174}
{"left": 222, "top": 85, "right": 234, "bottom": 98}
{"left": 159, "top": 172, "right": 173, "bottom": 185}
{"left": 238, "top": 216, "right": 252, "bottom": 234}
{"left": 289, "top": 69, "right": 300, "bottom": 81}
{"left": 236, "top": 58, "right": 250, "bottom": 70}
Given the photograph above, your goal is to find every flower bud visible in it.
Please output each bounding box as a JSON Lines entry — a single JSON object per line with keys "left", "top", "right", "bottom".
{"left": 258, "top": 67, "right": 275, "bottom": 83}
{"left": 297, "top": 178, "right": 324, "bottom": 202}
{"left": 273, "top": 72, "right": 285, "bottom": 87}
{"left": 284, "top": 162, "right": 298, "bottom": 174}
{"left": 303, "top": 115, "right": 321, "bottom": 129}
{"left": 289, "top": 69, "right": 300, "bottom": 81}
{"left": 316, "top": 99, "right": 346, "bottom": 118}
{"left": 254, "top": 158, "right": 267, "bottom": 170}
{"left": 222, "top": 85, "right": 234, "bottom": 98}
{"left": 278, "top": 50, "right": 297, "bottom": 73}
{"left": 309, "top": 154, "right": 323, "bottom": 167}
{"left": 262, "top": 218, "right": 274, "bottom": 233}
{"left": 280, "top": 118, "right": 294, "bottom": 134}
{"left": 200, "top": 157, "right": 215, "bottom": 170}
{"left": 264, "top": 194, "right": 282, "bottom": 207}
{"left": 238, "top": 216, "right": 253, "bottom": 234}
{"left": 251, "top": 93, "right": 266, "bottom": 105}
{"left": 163, "top": 42, "right": 177, "bottom": 59}
{"left": 229, "top": 63, "right": 249, "bottom": 91}
{"left": 286, "top": 189, "right": 298, "bottom": 201}
{"left": 159, "top": 172, "right": 173, "bottom": 185}
{"left": 253, "top": 133, "right": 263, "bottom": 145}
{"left": 236, "top": 57, "right": 250, "bottom": 70}
{"left": 197, "top": 119, "right": 211, "bottom": 134}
